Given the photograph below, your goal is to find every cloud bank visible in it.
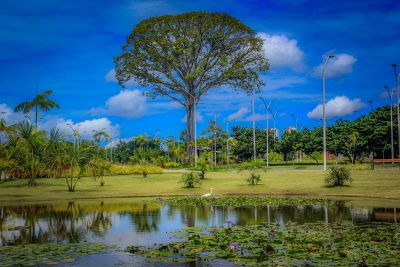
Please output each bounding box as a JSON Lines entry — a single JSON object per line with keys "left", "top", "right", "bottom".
{"left": 307, "top": 96, "right": 366, "bottom": 120}
{"left": 258, "top": 33, "right": 306, "bottom": 72}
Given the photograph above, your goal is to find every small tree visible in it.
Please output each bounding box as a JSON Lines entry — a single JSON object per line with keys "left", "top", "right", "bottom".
{"left": 180, "top": 172, "right": 201, "bottom": 188}
{"left": 239, "top": 159, "right": 265, "bottom": 185}
{"left": 197, "top": 158, "right": 209, "bottom": 179}
{"left": 325, "top": 167, "right": 352, "bottom": 187}
{"left": 88, "top": 157, "right": 111, "bottom": 186}
{"left": 65, "top": 145, "right": 86, "bottom": 192}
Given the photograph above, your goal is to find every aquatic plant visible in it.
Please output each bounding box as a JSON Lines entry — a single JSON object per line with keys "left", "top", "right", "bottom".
{"left": 164, "top": 196, "right": 332, "bottom": 207}
{"left": 0, "top": 242, "right": 115, "bottom": 266}
{"left": 126, "top": 222, "right": 400, "bottom": 266}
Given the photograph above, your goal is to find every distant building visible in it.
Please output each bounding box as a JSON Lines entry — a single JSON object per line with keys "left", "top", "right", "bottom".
{"left": 284, "top": 127, "right": 296, "bottom": 133}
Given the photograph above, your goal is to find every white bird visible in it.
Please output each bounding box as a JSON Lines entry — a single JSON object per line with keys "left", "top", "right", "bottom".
{"left": 202, "top": 188, "right": 214, "bottom": 198}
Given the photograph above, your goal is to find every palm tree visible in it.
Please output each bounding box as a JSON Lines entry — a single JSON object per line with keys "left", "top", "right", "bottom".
{"left": 92, "top": 129, "right": 109, "bottom": 157}
{"left": 14, "top": 89, "right": 60, "bottom": 131}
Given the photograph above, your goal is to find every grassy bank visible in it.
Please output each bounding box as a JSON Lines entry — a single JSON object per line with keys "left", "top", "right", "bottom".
{"left": 0, "top": 169, "right": 399, "bottom": 204}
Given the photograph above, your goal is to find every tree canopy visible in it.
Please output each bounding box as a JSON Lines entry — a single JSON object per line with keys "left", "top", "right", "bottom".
{"left": 115, "top": 11, "right": 269, "bottom": 162}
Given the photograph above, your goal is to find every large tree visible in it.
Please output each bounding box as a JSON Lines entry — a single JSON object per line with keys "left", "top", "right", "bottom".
{"left": 114, "top": 11, "right": 269, "bottom": 162}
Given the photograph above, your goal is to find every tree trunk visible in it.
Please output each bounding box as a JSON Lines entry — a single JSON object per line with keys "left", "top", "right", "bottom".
{"left": 186, "top": 102, "right": 195, "bottom": 164}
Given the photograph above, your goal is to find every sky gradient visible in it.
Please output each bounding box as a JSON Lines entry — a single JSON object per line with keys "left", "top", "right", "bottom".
{"left": 1, "top": 0, "right": 399, "bottom": 141}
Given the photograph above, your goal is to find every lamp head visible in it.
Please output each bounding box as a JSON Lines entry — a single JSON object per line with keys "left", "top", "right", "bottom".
{"left": 392, "top": 64, "right": 397, "bottom": 68}
{"left": 328, "top": 55, "right": 335, "bottom": 58}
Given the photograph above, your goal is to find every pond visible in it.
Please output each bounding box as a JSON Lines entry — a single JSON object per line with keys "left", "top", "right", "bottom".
{"left": 0, "top": 198, "right": 398, "bottom": 266}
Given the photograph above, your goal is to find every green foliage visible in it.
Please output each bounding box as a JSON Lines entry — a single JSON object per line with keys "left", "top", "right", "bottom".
{"left": 325, "top": 167, "right": 352, "bottom": 186}
{"left": 164, "top": 196, "right": 332, "bottom": 206}
{"left": 108, "top": 164, "right": 163, "bottom": 176}
{"left": 87, "top": 157, "right": 111, "bottom": 186}
{"left": 0, "top": 242, "right": 115, "bottom": 266}
{"left": 239, "top": 159, "right": 265, "bottom": 185}
{"left": 231, "top": 126, "right": 274, "bottom": 161}
{"left": 163, "top": 161, "right": 180, "bottom": 168}
{"left": 197, "top": 158, "right": 209, "bottom": 179}
{"left": 180, "top": 172, "right": 201, "bottom": 188}
{"left": 14, "top": 90, "right": 59, "bottom": 130}
{"left": 115, "top": 12, "right": 269, "bottom": 160}
{"left": 127, "top": 222, "right": 400, "bottom": 266}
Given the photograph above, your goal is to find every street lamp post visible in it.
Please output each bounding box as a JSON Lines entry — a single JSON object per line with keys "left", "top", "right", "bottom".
{"left": 226, "top": 119, "right": 230, "bottom": 166}
{"left": 322, "top": 55, "right": 335, "bottom": 171}
{"left": 386, "top": 86, "right": 395, "bottom": 163}
{"left": 271, "top": 110, "right": 279, "bottom": 162}
{"left": 392, "top": 64, "right": 399, "bottom": 159}
{"left": 260, "top": 97, "right": 272, "bottom": 167}
{"left": 252, "top": 90, "right": 256, "bottom": 160}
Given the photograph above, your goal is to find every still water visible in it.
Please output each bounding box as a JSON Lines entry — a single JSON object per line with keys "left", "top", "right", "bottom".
{"left": 0, "top": 199, "right": 398, "bottom": 266}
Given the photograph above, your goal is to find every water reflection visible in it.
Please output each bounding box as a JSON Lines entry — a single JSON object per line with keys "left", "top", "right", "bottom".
{"left": 0, "top": 200, "right": 398, "bottom": 247}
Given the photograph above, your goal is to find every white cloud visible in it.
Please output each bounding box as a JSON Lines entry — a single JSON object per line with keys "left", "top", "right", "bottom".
{"left": 0, "top": 103, "right": 25, "bottom": 124}
{"left": 181, "top": 111, "right": 203, "bottom": 123}
{"left": 104, "top": 68, "right": 136, "bottom": 87}
{"left": 91, "top": 89, "right": 182, "bottom": 119}
{"left": 1, "top": 102, "right": 119, "bottom": 140}
{"left": 258, "top": 33, "right": 306, "bottom": 72}
{"left": 92, "top": 90, "right": 147, "bottom": 119}
{"left": 227, "top": 107, "right": 266, "bottom": 122}
{"left": 41, "top": 116, "right": 120, "bottom": 140}
{"left": 307, "top": 96, "right": 366, "bottom": 120}
{"left": 105, "top": 69, "right": 118, "bottom": 83}
{"left": 244, "top": 113, "right": 265, "bottom": 122}
{"left": 312, "top": 53, "right": 357, "bottom": 78}
{"left": 227, "top": 107, "right": 249, "bottom": 121}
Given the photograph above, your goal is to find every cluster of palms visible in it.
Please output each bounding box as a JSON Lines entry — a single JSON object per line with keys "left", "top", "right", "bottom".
{"left": 0, "top": 90, "right": 111, "bottom": 191}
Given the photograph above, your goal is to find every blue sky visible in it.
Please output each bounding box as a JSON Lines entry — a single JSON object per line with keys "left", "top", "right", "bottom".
{"left": 1, "top": 0, "right": 399, "bottom": 141}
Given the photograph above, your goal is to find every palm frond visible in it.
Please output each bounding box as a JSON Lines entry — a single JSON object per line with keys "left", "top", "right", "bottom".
{"left": 14, "top": 101, "right": 35, "bottom": 113}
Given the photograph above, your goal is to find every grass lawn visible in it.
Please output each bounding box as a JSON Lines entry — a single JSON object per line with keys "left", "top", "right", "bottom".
{"left": 0, "top": 169, "right": 399, "bottom": 204}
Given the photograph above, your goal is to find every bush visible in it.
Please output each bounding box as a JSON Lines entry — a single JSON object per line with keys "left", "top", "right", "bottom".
{"left": 197, "top": 158, "right": 209, "bottom": 179}
{"left": 325, "top": 167, "right": 352, "bottom": 186}
{"left": 180, "top": 172, "right": 201, "bottom": 188}
{"left": 247, "top": 172, "right": 261, "bottom": 185}
{"left": 239, "top": 160, "right": 265, "bottom": 185}
{"left": 164, "top": 161, "right": 180, "bottom": 169}
{"left": 108, "top": 164, "right": 163, "bottom": 175}
{"left": 87, "top": 157, "right": 111, "bottom": 186}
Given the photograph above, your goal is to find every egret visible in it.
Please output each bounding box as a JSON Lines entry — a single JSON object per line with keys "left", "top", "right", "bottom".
{"left": 202, "top": 188, "right": 214, "bottom": 198}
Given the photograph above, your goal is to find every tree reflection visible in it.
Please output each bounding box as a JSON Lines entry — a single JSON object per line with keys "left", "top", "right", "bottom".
{"left": 0, "top": 201, "right": 113, "bottom": 245}
{"left": 125, "top": 203, "right": 160, "bottom": 232}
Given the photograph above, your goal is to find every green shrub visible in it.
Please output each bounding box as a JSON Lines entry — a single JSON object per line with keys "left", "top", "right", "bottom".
{"left": 180, "top": 172, "right": 201, "bottom": 188}
{"left": 239, "top": 160, "right": 265, "bottom": 185}
{"left": 87, "top": 157, "right": 111, "bottom": 186}
{"left": 247, "top": 172, "right": 261, "bottom": 185}
{"left": 325, "top": 167, "right": 352, "bottom": 186}
{"left": 164, "top": 161, "right": 180, "bottom": 168}
{"left": 346, "top": 163, "right": 370, "bottom": 170}
{"left": 197, "top": 158, "right": 209, "bottom": 179}
{"left": 108, "top": 164, "right": 163, "bottom": 175}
